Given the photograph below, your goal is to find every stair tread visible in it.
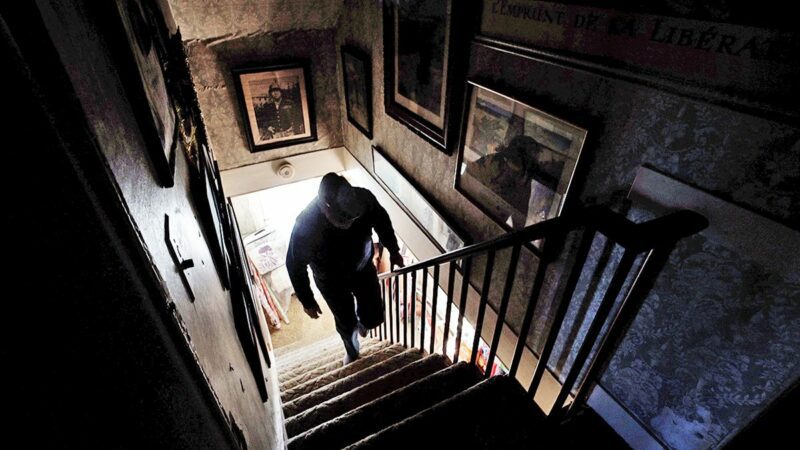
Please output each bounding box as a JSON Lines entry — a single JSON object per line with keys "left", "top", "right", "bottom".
{"left": 278, "top": 337, "right": 377, "bottom": 376}
{"left": 285, "top": 353, "right": 449, "bottom": 436}
{"left": 275, "top": 334, "right": 338, "bottom": 358}
{"left": 281, "top": 344, "right": 406, "bottom": 403}
{"left": 287, "top": 362, "right": 481, "bottom": 450}
{"left": 345, "top": 375, "right": 549, "bottom": 450}
{"left": 277, "top": 334, "right": 341, "bottom": 362}
{"left": 279, "top": 339, "right": 388, "bottom": 387}
{"left": 283, "top": 348, "right": 427, "bottom": 419}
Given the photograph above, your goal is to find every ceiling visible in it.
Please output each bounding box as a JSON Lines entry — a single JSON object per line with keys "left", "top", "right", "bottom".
{"left": 168, "top": 0, "right": 344, "bottom": 41}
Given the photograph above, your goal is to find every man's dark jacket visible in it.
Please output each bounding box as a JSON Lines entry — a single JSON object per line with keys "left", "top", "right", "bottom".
{"left": 285, "top": 188, "right": 399, "bottom": 311}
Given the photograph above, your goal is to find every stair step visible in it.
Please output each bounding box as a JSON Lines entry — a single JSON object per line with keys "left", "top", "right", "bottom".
{"left": 275, "top": 334, "right": 337, "bottom": 358}
{"left": 285, "top": 353, "right": 449, "bottom": 436}
{"left": 278, "top": 336, "right": 373, "bottom": 376}
{"left": 277, "top": 334, "right": 342, "bottom": 362}
{"left": 281, "top": 344, "right": 406, "bottom": 403}
{"left": 345, "top": 375, "right": 549, "bottom": 450}
{"left": 279, "top": 339, "right": 387, "bottom": 386}
{"left": 283, "top": 348, "right": 427, "bottom": 419}
{"left": 287, "top": 362, "right": 482, "bottom": 450}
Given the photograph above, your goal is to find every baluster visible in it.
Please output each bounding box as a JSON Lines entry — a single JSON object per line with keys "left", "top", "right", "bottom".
{"left": 471, "top": 251, "right": 496, "bottom": 367}
{"left": 528, "top": 228, "right": 595, "bottom": 393}
{"left": 420, "top": 268, "right": 428, "bottom": 351}
{"left": 547, "top": 249, "right": 637, "bottom": 418}
{"left": 567, "top": 243, "right": 676, "bottom": 419}
{"left": 509, "top": 248, "right": 553, "bottom": 379}
{"left": 388, "top": 277, "right": 394, "bottom": 343}
{"left": 442, "top": 262, "right": 457, "bottom": 357}
{"left": 403, "top": 272, "right": 408, "bottom": 347}
{"left": 410, "top": 270, "right": 417, "bottom": 348}
{"left": 485, "top": 245, "right": 521, "bottom": 378}
{"left": 453, "top": 257, "right": 473, "bottom": 363}
{"left": 430, "top": 264, "right": 440, "bottom": 355}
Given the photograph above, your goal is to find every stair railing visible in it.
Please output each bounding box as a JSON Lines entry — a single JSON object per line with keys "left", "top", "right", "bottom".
{"left": 371, "top": 205, "right": 707, "bottom": 420}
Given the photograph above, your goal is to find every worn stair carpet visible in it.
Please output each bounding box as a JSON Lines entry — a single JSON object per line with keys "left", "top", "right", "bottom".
{"left": 275, "top": 336, "right": 558, "bottom": 450}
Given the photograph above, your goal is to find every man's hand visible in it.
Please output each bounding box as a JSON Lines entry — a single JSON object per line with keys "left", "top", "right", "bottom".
{"left": 304, "top": 305, "right": 323, "bottom": 319}
{"left": 390, "top": 252, "right": 405, "bottom": 269}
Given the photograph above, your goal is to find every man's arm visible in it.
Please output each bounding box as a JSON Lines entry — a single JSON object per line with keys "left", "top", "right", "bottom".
{"left": 364, "top": 190, "right": 403, "bottom": 267}
{"left": 285, "top": 223, "right": 320, "bottom": 312}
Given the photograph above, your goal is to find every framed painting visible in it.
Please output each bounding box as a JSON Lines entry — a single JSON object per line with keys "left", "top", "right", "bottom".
{"left": 372, "top": 145, "right": 466, "bottom": 252}
{"left": 112, "top": 0, "right": 177, "bottom": 187}
{"left": 341, "top": 45, "right": 373, "bottom": 139}
{"left": 455, "top": 81, "right": 587, "bottom": 231}
{"left": 233, "top": 62, "right": 317, "bottom": 152}
{"left": 383, "top": 0, "right": 473, "bottom": 153}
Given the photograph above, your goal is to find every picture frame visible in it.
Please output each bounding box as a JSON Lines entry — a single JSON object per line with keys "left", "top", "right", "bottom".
{"left": 226, "top": 200, "right": 270, "bottom": 402}
{"left": 111, "top": 0, "right": 177, "bottom": 187}
{"left": 233, "top": 62, "right": 317, "bottom": 152}
{"left": 341, "top": 45, "right": 373, "bottom": 139}
{"left": 455, "top": 81, "right": 588, "bottom": 232}
{"left": 382, "top": 0, "right": 474, "bottom": 154}
{"left": 372, "top": 145, "right": 466, "bottom": 253}
{"left": 192, "top": 142, "right": 230, "bottom": 290}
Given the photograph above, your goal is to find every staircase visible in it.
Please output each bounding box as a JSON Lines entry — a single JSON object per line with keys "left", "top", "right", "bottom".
{"left": 276, "top": 207, "right": 708, "bottom": 449}
{"left": 277, "top": 336, "right": 552, "bottom": 450}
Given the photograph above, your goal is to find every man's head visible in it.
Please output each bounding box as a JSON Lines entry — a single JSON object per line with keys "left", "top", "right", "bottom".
{"left": 269, "top": 84, "right": 282, "bottom": 101}
{"left": 318, "top": 173, "right": 365, "bottom": 229}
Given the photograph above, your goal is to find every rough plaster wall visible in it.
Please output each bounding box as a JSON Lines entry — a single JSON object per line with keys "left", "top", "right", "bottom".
{"left": 36, "top": 1, "right": 283, "bottom": 448}
{"left": 337, "top": 1, "right": 800, "bottom": 448}
{"left": 186, "top": 28, "right": 343, "bottom": 170}
{"left": 169, "top": 0, "right": 343, "bottom": 40}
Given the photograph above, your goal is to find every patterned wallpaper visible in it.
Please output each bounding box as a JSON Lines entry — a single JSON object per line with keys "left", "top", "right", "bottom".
{"left": 603, "top": 208, "right": 800, "bottom": 449}
{"left": 468, "top": 44, "right": 800, "bottom": 449}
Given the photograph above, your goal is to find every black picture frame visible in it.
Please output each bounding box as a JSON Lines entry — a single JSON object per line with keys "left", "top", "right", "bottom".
{"left": 226, "top": 201, "right": 271, "bottom": 402}
{"left": 454, "top": 80, "right": 588, "bottom": 233}
{"left": 110, "top": 0, "right": 177, "bottom": 187}
{"left": 382, "top": 0, "right": 475, "bottom": 154}
{"left": 233, "top": 62, "right": 317, "bottom": 152}
{"left": 191, "top": 142, "right": 230, "bottom": 290}
{"left": 341, "top": 45, "right": 373, "bottom": 139}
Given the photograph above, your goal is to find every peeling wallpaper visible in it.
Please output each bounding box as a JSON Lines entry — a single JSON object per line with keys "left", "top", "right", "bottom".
{"left": 335, "top": 1, "right": 800, "bottom": 449}
{"left": 186, "top": 28, "right": 343, "bottom": 170}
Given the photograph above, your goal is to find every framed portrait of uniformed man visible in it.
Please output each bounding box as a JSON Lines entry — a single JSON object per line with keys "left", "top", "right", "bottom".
{"left": 233, "top": 62, "right": 317, "bottom": 152}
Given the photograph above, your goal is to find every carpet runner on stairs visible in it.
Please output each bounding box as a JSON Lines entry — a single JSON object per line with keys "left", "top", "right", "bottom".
{"left": 275, "top": 337, "right": 624, "bottom": 449}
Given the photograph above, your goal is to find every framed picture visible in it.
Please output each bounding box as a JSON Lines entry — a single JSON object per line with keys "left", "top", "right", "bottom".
{"left": 112, "top": 0, "right": 177, "bottom": 187}
{"left": 455, "top": 81, "right": 588, "bottom": 231}
{"left": 233, "top": 62, "right": 317, "bottom": 152}
{"left": 341, "top": 46, "right": 373, "bottom": 139}
{"left": 383, "top": 0, "right": 473, "bottom": 153}
{"left": 372, "top": 146, "right": 466, "bottom": 252}
{"left": 226, "top": 201, "right": 270, "bottom": 401}
{"left": 192, "top": 143, "right": 230, "bottom": 290}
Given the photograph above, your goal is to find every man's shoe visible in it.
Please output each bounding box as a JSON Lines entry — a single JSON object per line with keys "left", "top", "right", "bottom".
{"left": 343, "top": 352, "right": 359, "bottom": 365}
{"left": 351, "top": 327, "right": 362, "bottom": 353}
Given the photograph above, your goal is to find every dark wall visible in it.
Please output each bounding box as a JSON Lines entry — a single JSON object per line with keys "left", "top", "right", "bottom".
{"left": 5, "top": 0, "right": 285, "bottom": 448}
{"left": 3, "top": 5, "right": 235, "bottom": 448}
